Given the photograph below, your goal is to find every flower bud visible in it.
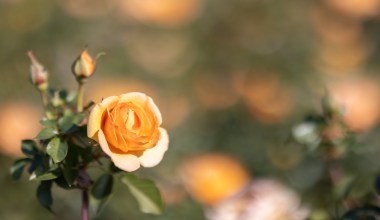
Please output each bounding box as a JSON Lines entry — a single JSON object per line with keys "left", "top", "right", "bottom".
{"left": 71, "top": 48, "right": 96, "bottom": 81}
{"left": 27, "top": 51, "right": 49, "bottom": 91}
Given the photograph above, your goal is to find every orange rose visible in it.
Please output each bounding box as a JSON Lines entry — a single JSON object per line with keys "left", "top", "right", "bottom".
{"left": 87, "top": 92, "right": 169, "bottom": 172}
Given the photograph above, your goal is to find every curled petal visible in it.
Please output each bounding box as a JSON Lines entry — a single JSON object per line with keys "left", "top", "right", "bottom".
{"left": 119, "top": 92, "right": 162, "bottom": 124}
{"left": 139, "top": 128, "right": 169, "bottom": 167}
{"left": 98, "top": 129, "right": 141, "bottom": 172}
{"left": 87, "top": 96, "right": 119, "bottom": 139}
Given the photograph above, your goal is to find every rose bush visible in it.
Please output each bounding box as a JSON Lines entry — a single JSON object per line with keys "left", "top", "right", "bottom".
{"left": 87, "top": 92, "right": 169, "bottom": 172}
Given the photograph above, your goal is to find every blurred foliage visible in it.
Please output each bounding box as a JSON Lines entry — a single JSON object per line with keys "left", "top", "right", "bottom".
{"left": 2, "top": 0, "right": 380, "bottom": 219}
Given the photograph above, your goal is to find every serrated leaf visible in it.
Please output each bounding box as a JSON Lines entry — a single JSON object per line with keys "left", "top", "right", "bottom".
{"left": 21, "top": 140, "right": 39, "bottom": 156}
{"left": 10, "top": 158, "right": 31, "bottom": 180}
{"left": 91, "top": 174, "right": 113, "bottom": 200}
{"left": 36, "top": 128, "right": 57, "bottom": 140}
{"left": 47, "top": 138, "right": 68, "bottom": 163}
{"left": 122, "top": 173, "right": 164, "bottom": 215}
{"left": 37, "top": 181, "right": 53, "bottom": 212}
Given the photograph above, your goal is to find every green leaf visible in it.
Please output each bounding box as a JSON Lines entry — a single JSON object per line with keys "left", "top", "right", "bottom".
{"left": 121, "top": 173, "right": 164, "bottom": 215}
{"left": 63, "top": 146, "right": 79, "bottom": 186}
{"left": 37, "top": 181, "right": 53, "bottom": 212}
{"left": 58, "top": 111, "right": 75, "bottom": 132}
{"left": 31, "top": 172, "right": 58, "bottom": 181}
{"left": 46, "top": 138, "right": 68, "bottom": 163}
{"left": 90, "top": 194, "right": 113, "bottom": 216}
{"left": 91, "top": 174, "right": 113, "bottom": 199}
{"left": 73, "top": 113, "right": 85, "bottom": 125}
{"left": 10, "top": 158, "right": 31, "bottom": 180}
{"left": 21, "top": 140, "right": 39, "bottom": 156}
{"left": 29, "top": 165, "right": 59, "bottom": 181}
{"left": 36, "top": 128, "right": 57, "bottom": 140}
{"left": 40, "top": 118, "right": 56, "bottom": 128}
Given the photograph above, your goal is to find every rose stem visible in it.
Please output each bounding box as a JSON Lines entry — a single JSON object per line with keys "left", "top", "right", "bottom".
{"left": 77, "top": 81, "right": 85, "bottom": 112}
{"left": 81, "top": 189, "right": 89, "bottom": 220}
{"left": 40, "top": 90, "right": 49, "bottom": 107}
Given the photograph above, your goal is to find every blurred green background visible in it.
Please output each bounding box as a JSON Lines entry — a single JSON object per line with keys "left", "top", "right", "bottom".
{"left": 2, "top": 0, "right": 380, "bottom": 219}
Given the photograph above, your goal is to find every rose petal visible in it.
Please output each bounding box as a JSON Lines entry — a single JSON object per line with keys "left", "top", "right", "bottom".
{"left": 139, "top": 128, "right": 169, "bottom": 167}
{"left": 147, "top": 96, "right": 162, "bottom": 125}
{"left": 87, "top": 96, "right": 119, "bottom": 139}
{"left": 119, "top": 92, "right": 147, "bottom": 105}
{"left": 111, "top": 153, "right": 141, "bottom": 172}
{"left": 97, "top": 129, "right": 112, "bottom": 155}
{"left": 119, "top": 92, "right": 163, "bottom": 125}
{"left": 98, "top": 129, "right": 141, "bottom": 172}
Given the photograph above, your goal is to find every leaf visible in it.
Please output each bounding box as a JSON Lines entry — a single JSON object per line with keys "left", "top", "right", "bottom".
{"left": 63, "top": 146, "right": 79, "bottom": 186}
{"left": 58, "top": 111, "right": 75, "bottom": 132}
{"left": 36, "top": 128, "right": 57, "bottom": 140}
{"left": 122, "top": 173, "right": 164, "bottom": 215}
{"left": 40, "top": 118, "right": 56, "bottom": 128}
{"left": 21, "top": 140, "right": 39, "bottom": 156}
{"left": 31, "top": 172, "right": 58, "bottom": 181}
{"left": 29, "top": 165, "right": 59, "bottom": 181}
{"left": 37, "top": 181, "right": 53, "bottom": 212}
{"left": 90, "top": 194, "right": 113, "bottom": 216}
{"left": 91, "top": 174, "right": 113, "bottom": 199}
{"left": 73, "top": 113, "right": 85, "bottom": 125}
{"left": 10, "top": 158, "right": 31, "bottom": 180}
{"left": 46, "top": 137, "right": 68, "bottom": 163}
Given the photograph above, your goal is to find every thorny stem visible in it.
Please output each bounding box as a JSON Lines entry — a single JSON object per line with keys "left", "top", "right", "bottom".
{"left": 77, "top": 81, "right": 85, "bottom": 112}
{"left": 82, "top": 190, "right": 89, "bottom": 220}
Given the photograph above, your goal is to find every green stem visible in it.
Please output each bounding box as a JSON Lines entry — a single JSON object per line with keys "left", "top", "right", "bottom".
{"left": 77, "top": 81, "right": 85, "bottom": 112}
{"left": 40, "top": 90, "right": 49, "bottom": 108}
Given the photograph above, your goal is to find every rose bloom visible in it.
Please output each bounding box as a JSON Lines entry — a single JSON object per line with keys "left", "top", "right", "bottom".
{"left": 87, "top": 92, "right": 169, "bottom": 172}
{"left": 206, "top": 179, "right": 309, "bottom": 220}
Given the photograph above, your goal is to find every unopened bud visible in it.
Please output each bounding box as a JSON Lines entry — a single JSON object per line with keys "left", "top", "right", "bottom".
{"left": 27, "top": 51, "right": 49, "bottom": 91}
{"left": 71, "top": 48, "right": 97, "bottom": 81}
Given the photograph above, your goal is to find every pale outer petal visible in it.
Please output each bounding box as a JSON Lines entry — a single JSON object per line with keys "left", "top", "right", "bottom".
{"left": 87, "top": 96, "right": 119, "bottom": 139}
{"left": 119, "top": 92, "right": 162, "bottom": 125}
{"left": 147, "top": 96, "right": 162, "bottom": 125}
{"left": 139, "top": 128, "right": 169, "bottom": 167}
{"left": 98, "top": 129, "right": 141, "bottom": 172}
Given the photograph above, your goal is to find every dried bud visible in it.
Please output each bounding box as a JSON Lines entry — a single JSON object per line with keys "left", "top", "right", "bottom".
{"left": 27, "top": 51, "right": 49, "bottom": 91}
{"left": 71, "top": 48, "right": 97, "bottom": 81}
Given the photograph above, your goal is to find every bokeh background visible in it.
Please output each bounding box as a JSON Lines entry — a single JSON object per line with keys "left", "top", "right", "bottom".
{"left": 2, "top": 0, "right": 380, "bottom": 219}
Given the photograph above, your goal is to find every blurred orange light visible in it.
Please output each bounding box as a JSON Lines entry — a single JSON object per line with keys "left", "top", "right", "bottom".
{"left": 313, "top": 41, "right": 368, "bottom": 75}
{"left": 234, "top": 71, "right": 294, "bottom": 124}
{"left": 325, "top": 0, "right": 380, "bottom": 19}
{"left": 180, "top": 153, "right": 250, "bottom": 206}
{"left": 0, "top": 102, "right": 41, "bottom": 158}
{"left": 0, "top": 0, "right": 53, "bottom": 33}
{"left": 125, "top": 31, "right": 194, "bottom": 78}
{"left": 58, "top": 0, "right": 109, "bottom": 19}
{"left": 327, "top": 76, "right": 380, "bottom": 131}
{"left": 311, "top": 5, "right": 363, "bottom": 46}
{"left": 194, "top": 73, "right": 240, "bottom": 110}
{"left": 113, "top": 0, "right": 203, "bottom": 27}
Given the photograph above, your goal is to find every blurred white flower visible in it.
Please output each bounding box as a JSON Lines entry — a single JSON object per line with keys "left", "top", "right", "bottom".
{"left": 206, "top": 179, "right": 309, "bottom": 220}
